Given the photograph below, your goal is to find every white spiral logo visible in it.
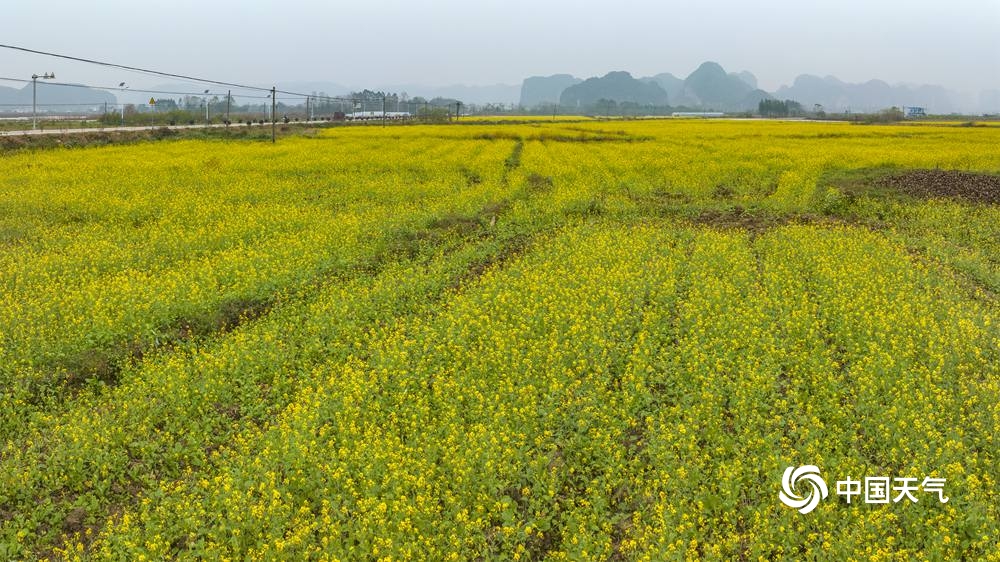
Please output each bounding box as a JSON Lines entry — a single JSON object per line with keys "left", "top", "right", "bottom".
{"left": 779, "top": 465, "right": 828, "bottom": 514}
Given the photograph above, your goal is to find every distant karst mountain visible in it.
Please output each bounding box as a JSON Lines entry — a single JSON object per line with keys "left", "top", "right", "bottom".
{"left": 518, "top": 61, "right": 986, "bottom": 113}
{"left": 0, "top": 82, "right": 116, "bottom": 109}
{"left": 559, "top": 71, "right": 669, "bottom": 109}
{"left": 519, "top": 74, "right": 582, "bottom": 108}
{"left": 733, "top": 71, "right": 758, "bottom": 89}
{"left": 640, "top": 73, "right": 685, "bottom": 101}
{"left": 521, "top": 63, "right": 767, "bottom": 111}
{"left": 0, "top": 85, "right": 20, "bottom": 105}
{"left": 774, "top": 75, "right": 961, "bottom": 113}
{"left": 669, "top": 62, "right": 772, "bottom": 111}
{"left": 982, "top": 90, "right": 1000, "bottom": 113}
{"left": 380, "top": 83, "right": 521, "bottom": 105}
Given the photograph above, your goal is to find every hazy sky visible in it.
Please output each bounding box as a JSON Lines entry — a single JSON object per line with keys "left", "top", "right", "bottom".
{"left": 3, "top": 0, "right": 999, "bottom": 94}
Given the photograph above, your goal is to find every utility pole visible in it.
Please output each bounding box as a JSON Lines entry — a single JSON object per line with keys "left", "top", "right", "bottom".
{"left": 382, "top": 94, "right": 386, "bottom": 127}
{"left": 271, "top": 86, "right": 276, "bottom": 143}
{"left": 306, "top": 96, "right": 310, "bottom": 121}
{"left": 226, "top": 90, "right": 231, "bottom": 123}
{"left": 31, "top": 75, "right": 37, "bottom": 129}
{"left": 455, "top": 101, "right": 461, "bottom": 121}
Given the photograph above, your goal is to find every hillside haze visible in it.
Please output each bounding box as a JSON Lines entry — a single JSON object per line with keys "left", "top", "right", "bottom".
{"left": 518, "top": 61, "right": 996, "bottom": 113}
{"left": 520, "top": 75, "right": 582, "bottom": 108}
{"left": 4, "top": 64, "right": 996, "bottom": 115}
{"left": 0, "top": 82, "right": 116, "bottom": 109}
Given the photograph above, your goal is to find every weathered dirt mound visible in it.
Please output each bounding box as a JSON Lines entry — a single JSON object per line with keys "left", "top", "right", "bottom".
{"left": 877, "top": 170, "right": 1000, "bottom": 205}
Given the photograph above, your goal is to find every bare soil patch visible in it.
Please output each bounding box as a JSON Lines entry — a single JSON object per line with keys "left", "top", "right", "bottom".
{"left": 875, "top": 170, "right": 1000, "bottom": 205}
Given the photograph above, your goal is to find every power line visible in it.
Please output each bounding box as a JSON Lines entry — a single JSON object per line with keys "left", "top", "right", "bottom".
{"left": 0, "top": 77, "right": 362, "bottom": 107}
{"left": 0, "top": 102, "right": 112, "bottom": 107}
{"left": 1, "top": 43, "right": 497, "bottom": 109}
{"left": 0, "top": 76, "right": 273, "bottom": 99}
{"left": 0, "top": 43, "right": 272, "bottom": 93}
{"left": 0, "top": 44, "right": 377, "bottom": 104}
{"left": 0, "top": 101, "right": 260, "bottom": 107}
{"left": 0, "top": 43, "right": 459, "bottom": 121}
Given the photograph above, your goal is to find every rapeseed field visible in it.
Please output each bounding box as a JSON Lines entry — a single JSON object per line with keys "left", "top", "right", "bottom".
{"left": 1, "top": 119, "right": 997, "bottom": 560}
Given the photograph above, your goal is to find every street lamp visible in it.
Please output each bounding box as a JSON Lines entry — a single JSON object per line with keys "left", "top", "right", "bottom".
{"left": 31, "top": 72, "right": 55, "bottom": 130}
{"left": 119, "top": 83, "right": 128, "bottom": 125}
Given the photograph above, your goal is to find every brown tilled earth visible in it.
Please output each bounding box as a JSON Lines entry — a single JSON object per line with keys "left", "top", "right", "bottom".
{"left": 876, "top": 170, "right": 1000, "bottom": 205}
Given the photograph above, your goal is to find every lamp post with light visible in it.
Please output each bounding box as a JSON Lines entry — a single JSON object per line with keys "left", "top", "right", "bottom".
{"left": 119, "top": 82, "right": 128, "bottom": 126}
{"left": 32, "top": 72, "right": 55, "bottom": 130}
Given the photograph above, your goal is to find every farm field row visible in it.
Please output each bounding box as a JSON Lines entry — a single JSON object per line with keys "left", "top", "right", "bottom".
{"left": 0, "top": 119, "right": 998, "bottom": 560}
